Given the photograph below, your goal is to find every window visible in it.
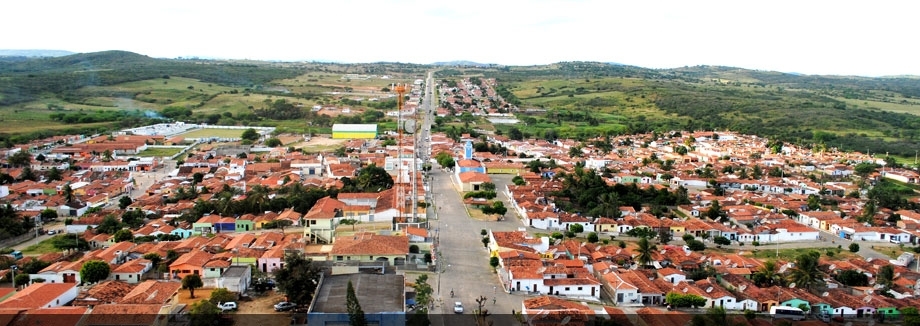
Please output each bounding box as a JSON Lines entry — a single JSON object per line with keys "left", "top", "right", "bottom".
{"left": 577, "top": 287, "right": 582, "bottom": 290}
{"left": 565, "top": 287, "right": 570, "bottom": 291}
{"left": 336, "top": 256, "right": 344, "bottom": 261}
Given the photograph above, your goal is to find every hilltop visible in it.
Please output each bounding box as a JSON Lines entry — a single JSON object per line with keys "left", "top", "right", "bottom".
{"left": 2, "top": 52, "right": 920, "bottom": 159}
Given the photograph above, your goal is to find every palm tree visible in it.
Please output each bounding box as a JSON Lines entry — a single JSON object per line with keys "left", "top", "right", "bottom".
{"left": 62, "top": 184, "right": 75, "bottom": 204}
{"left": 752, "top": 260, "right": 783, "bottom": 287}
{"left": 636, "top": 237, "right": 656, "bottom": 268}
{"left": 786, "top": 252, "right": 824, "bottom": 290}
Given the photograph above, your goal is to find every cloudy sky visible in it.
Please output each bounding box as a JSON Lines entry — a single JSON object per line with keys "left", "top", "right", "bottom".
{"left": 4, "top": 0, "right": 916, "bottom": 76}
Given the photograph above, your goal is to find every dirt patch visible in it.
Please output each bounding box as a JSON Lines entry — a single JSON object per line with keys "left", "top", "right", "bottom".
{"left": 177, "top": 288, "right": 217, "bottom": 306}
{"left": 234, "top": 290, "right": 292, "bottom": 325}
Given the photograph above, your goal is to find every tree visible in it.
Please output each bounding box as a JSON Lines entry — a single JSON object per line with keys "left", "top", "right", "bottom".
{"left": 143, "top": 253, "right": 162, "bottom": 270}
{"left": 489, "top": 256, "right": 500, "bottom": 269}
{"left": 752, "top": 260, "right": 783, "bottom": 287}
{"left": 686, "top": 239, "right": 706, "bottom": 251}
{"left": 636, "top": 237, "right": 656, "bottom": 268}
{"left": 481, "top": 237, "right": 490, "bottom": 248}
{"left": 849, "top": 243, "right": 860, "bottom": 252}
{"left": 586, "top": 232, "right": 599, "bottom": 243}
{"left": 264, "top": 137, "right": 283, "bottom": 147}
{"left": 189, "top": 300, "right": 220, "bottom": 326}
{"left": 39, "top": 208, "right": 58, "bottom": 221}
{"left": 62, "top": 184, "right": 75, "bottom": 204}
{"left": 118, "top": 196, "right": 133, "bottom": 210}
{"left": 7, "top": 151, "right": 32, "bottom": 168}
{"left": 273, "top": 252, "right": 321, "bottom": 305}
{"left": 705, "top": 200, "right": 728, "bottom": 222}
{"left": 901, "top": 307, "right": 920, "bottom": 326}
{"left": 786, "top": 251, "right": 823, "bottom": 291}
{"left": 95, "top": 215, "right": 123, "bottom": 234}
{"left": 209, "top": 288, "right": 237, "bottom": 305}
{"left": 241, "top": 128, "right": 260, "bottom": 141}
{"left": 46, "top": 167, "right": 62, "bottom": 182}
{"left": 339, "top": 219, "right": 360, "bottom": 231}
{"left": 182, "top": 274, "right": 204, "bottom": 298}
{"left": 51, "top": 234, "right": 89, "bottom": 251}
{"left": 713, "top": 236, "right": 731, "bottom": 246}
{"left": 112, "top": 229, "right": 134, "bottom": 243}
{"left": 412, "top": 274, "right": 433, "bottom": 311}
{"left": 80, "top": 260, "right": 111, "bottom": 284}
{"left": 346, "top": 280, "right": 367, "bottom": 326}
{"left": 834, "top": 269, "right": 869, "bottom": 286}
{"left": 14, "top": 273, "right": 30, "bottom": 288}
{"left": 342, "top": 164, "right": 393, "bottom": 193}
{"left": 568, "top": 224, "right": 584, "bottom": 234}
{"left": 659, "top": 228, "right": 672, "bottom": 244}
{"left": 878, "top": 264, "right": 895, "bottom": 289}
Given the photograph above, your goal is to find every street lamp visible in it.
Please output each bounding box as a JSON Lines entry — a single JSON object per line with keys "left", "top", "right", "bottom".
{"left": 10, "top": 265, "right": 17, "bottom": 291}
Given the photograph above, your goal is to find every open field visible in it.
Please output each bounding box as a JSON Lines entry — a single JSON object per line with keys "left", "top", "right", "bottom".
{"left": 137, "top": 147, "right": 183, "bottom": 157}
{"left": 21, "top": 237, "right": 60, "bottom": 255}
{"left": 745, "top": 246, "right": 857, "bottom": 261}
{"left": 294, "top": 137, "right": 346, "bottom": 153}
{"left": 177, "top": 128, "right": 246, "bottom": 138}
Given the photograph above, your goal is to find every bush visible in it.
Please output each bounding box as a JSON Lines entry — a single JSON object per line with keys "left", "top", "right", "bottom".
{"left": 686, "top": 239, "right": 706, "bottom": 251}
{"left": 682, "top": 234, "right": 695, "bottom": 241}
{"left": 409, "top": 245, "right": 419, "bottom": 254}
{"left": 849, "top": 243, "right": 860, "bottom": 253}
{"left": 752, "top": 241, "right": 760, "bottom": 246}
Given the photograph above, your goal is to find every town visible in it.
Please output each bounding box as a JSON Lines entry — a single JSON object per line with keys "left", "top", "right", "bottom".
{"left": 0, "top": 75, "right": 919, "bottom": 326}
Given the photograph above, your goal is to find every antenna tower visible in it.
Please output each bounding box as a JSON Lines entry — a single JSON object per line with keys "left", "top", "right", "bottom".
{"left": 394, "top": 83, "right": 408, "bottom": 222}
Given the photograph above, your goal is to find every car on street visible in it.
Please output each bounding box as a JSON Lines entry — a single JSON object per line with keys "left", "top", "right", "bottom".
{"left": 274, "top": 302, "right": 296, "bottom": 312}
{"left": 47, "top": 230, "right": 56, "bottom": 235}
{"left": 453, "top": 302, "right": 464, "bottom": 314}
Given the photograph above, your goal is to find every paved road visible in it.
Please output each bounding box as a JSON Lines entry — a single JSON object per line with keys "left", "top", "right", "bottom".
{"left": 428, "top": 166, "right": 525, "bottom": 326}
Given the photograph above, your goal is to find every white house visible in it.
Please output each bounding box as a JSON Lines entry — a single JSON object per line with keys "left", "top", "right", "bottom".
{"left": 508, "top": 267, "right": 543, "bottom": 293}
{"left": 112, "top": 259, "right": 152, "bottom": 284}
{"left": 525, "top": 212, "right": 560, "bottom": 230}
{"left": 600, "top": 271, "right": 640, "bottom": 305}
{"left": 540, "top": 277, "right": 601, "bottom": 299}
{"left": 0, "top": 283, "right": 78, "bottom": 309}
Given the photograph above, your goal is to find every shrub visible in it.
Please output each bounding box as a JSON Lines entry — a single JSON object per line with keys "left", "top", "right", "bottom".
{"left": 849, "top": 243, "right": 860, "bottom": 253}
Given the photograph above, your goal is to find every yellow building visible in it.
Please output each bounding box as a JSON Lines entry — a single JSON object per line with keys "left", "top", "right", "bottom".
{"left": 332, "top": 124, "right": 377, "bottom": 139}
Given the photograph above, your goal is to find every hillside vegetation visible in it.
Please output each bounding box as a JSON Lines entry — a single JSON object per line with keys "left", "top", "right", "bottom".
{"left": 2, "top": 52, "right": 920, "bottom": 159}
{"left": 483, "top": 62, "right": 920, "bottom": 158}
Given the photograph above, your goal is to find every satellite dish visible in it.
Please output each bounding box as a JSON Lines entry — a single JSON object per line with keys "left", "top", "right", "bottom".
{"left": 863, "top": 295, "right": 872, "bottom": 303}
{"left": 683, "top": 288, "right": 688, "bottom": 293}
{"left": 560, "top": 316, "right": 572, "bottom": 325}
{"left": 822, "top": 292, "right": 829, "bottom": 297}
{"left": 706, "top": 287, "right": 713, "bottom": 293}
{"left": 867, "top": 289, "right": 874, "bottom": 295}
{"left": 739, "top": 285, "right": 747, "bottom": 292}
{"left": 829, "top": 264, "right": 836, "bottom": 271}
{"left": 789, "top": 283, "right": 796, "bottom": 289}
{"left": 403, "top": 119, "right": 417, "bottom": 134}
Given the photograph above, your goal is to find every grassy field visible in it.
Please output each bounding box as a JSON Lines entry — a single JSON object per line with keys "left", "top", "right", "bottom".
{"left": 137, "top": 147, "right": 184, "bottom": 157}
{"left": 22, "top": 237, "right": 61, "bottom": 255}
{"left": 745, "top": 247, "right": 857, "bottom": 261}
{"left": 177, "top": 128, "right": 246, "bottom": 138}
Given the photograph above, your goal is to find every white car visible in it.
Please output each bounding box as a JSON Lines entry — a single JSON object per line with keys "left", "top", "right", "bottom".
{"left": 453, "top": 302, "right": 464, "bottom": 314}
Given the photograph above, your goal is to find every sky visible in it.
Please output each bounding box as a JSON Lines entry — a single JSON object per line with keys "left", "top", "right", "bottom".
{"left": 3, "top": 0, "right": 917, "bottom": 77}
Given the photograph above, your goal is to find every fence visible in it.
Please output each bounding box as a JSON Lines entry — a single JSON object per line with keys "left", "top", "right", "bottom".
{"left": 0, "top": 232, "right": 37, "bottom": 249}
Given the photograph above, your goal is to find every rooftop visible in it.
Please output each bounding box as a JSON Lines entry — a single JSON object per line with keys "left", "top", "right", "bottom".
{"left": 312, "top": 274, "right": 404, "bottom": 314}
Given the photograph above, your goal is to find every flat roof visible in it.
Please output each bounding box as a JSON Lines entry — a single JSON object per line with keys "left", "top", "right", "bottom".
{"left": 222, "top": 265, "right": 248, "bottom": 278}
{"left": 312, "top": 274, "right": 404, "bottom": 313}
{"left": 332, "top": 124, "right": 378, "bottom": 132}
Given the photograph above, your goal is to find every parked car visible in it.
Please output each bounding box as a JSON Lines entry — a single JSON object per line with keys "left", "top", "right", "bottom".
{"left": 453, "top": 302, "right": 464, "bottom": 314}
{"left": 217, "top": 302, "right": 237, "bottom": 312}
{"left": 274, "top": 302, "right": 296, "bottom": 312}
{"left": 47, "top": 230, "right": 56, "bottom": 235}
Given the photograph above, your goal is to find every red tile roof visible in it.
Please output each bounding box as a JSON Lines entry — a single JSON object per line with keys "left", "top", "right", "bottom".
{"left": 331, "top": 233, "right": 408, "bottom": 256}
{"left": 0, "top": 283, "right": 76, "bottom": 309}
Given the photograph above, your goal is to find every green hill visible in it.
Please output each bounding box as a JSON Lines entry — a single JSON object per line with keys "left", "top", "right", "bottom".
{"left": 480, "top": 62, "right": 920, "bottom": 158}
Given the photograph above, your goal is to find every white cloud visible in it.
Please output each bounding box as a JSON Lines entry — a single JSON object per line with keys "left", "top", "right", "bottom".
{"left": 2, "top": 0, "right": 916, "bottom": 76}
